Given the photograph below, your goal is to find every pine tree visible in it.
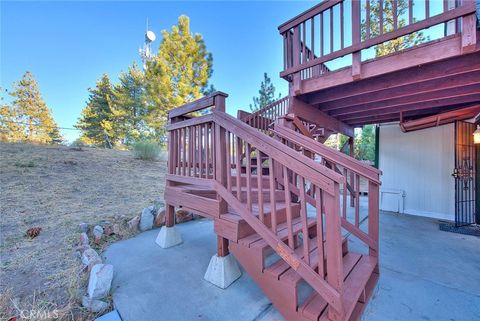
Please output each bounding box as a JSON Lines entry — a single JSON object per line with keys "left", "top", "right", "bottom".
{"left": 113, "top": 63, "right": 149, "bottom": 143}
{"left": 250, "top": 73, "right": 281, "bottom": 112}
{"left": 0, "top": 88, "right": 25, "bottom": 142}
{"left": 76, "top": 74, "right": 124, "bottom": 147}
{"left": 362, "top": 0, "right": 427, "bottom": 57}
{"left": 8, "top": 72, "right": 61, "bottom": 144}
{"left": 145, "top": 15, "right": 213, "bottom": 138}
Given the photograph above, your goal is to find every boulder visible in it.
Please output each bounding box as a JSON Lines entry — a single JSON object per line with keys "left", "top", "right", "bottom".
{"left": 154, "top": 207, "right": 166, "bottom": 226}
{"left": 87, "top": 264, "right": 114, "bottom": 299}
{"left": 112, "top": 223, "right": 120, "bottom": 235}
{"left": 79, "top": 222, "right": 89, "bottom": 233}
{"left": 82, "top": 248, "right": 102, "bottom": 271}
{"left": 93, "top": 225, "right": 104, "bottom": 243}
{"left": 79, "top": 232, "right": 89, "bottom": 247}
{"left": 127, "top": 216, "right": 140, "bottom": 230}
{"left": 82, "top": 295, "right": 108, "bottom": 313}
{"left": 176, "top": 209, "right": 193, "bottom": 224}
{"left": 139, "top": 207, "right": 154, "bottom": 231}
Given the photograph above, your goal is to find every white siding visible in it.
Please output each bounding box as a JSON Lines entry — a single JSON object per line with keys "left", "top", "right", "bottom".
{"left": 379, "top": 123, "right": 455, "bottom": 221}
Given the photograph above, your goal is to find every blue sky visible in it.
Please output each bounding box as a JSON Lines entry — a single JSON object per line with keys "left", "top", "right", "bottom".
{"left": 1, "top": 1, "right": 318, "bottom": 142}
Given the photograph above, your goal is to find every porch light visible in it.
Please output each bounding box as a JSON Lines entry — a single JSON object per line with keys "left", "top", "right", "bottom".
{"left": 474, "top": 126, "right": 480, "bottom": 144}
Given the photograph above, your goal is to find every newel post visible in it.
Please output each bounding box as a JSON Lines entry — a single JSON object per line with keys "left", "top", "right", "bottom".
{"left": 461, "top": 13, "right": 477, "bottom": 53}
{"left": 324, "top": 182, "right": 344, "bottom": 320}
{"left": 352, "top": 0, "right": 362, "bottom": 80}
{"left": 213, "top": 94, "right": 228, "bottom": 215}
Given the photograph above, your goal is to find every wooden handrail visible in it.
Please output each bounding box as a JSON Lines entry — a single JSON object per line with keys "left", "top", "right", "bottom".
{"left": 168, "top": 91, "right": 228, "bottom": 119}
{"left": 214, "top": 111, "right": 345, "bottom": 190}
{"left": 279, "top": 0, "right": 477, "bottom": 78}
{"left": 273, "top": 125, "right": 381, "bottom": 184}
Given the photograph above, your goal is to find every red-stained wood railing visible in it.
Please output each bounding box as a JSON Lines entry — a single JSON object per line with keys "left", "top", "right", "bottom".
{"left": 166, "top": 92, "right": 352, "bottom": 319}
{"left": 272, "top": 124, "right": 381, "bottom": 258}
{"left": 241, "top": 97, "right": 290, "bottom": 133}
{"left": 279, "top": 0, "right": 477, "bottom": 82}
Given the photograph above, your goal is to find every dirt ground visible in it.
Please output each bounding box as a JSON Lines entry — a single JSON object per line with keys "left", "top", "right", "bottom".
{"left": 0, "top": 143, "right": 167, "bottom": 319}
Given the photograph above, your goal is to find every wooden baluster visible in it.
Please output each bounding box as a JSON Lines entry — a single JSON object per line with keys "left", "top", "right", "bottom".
{"left": 409, "top": 0, "right": 413, "bottom": 25}
{"left": 352, "top": 0, "right": 361, "bottom": 79}
{"left": 193, "top": 126, "right": 197, "bottom": 177}
{"left": 246, "top": 143, "right": 252, "bottom": 211}
{"left": 320, "top": 12, "right": 324, "bottom": 56}
{"left": 349, "top": 137, "right": 355, "bottom": 207}
{"left": 299, "top": 176, "right": 310, "bottom": 265}
{"left": 329, "top": 8, "right": 334, "bottom": 53}
{"left": 355, "top": 174, "right": 360, "bottom": 227}
{"left": 343, "top": 168, "right": 347, "bottom": 219}
{"left": 198, "top": 125, "right": 203, "bottom": 178}
{"left": 236, "top": 137, "right": 242, "bottom": 202}
{"left": 183, "top": 128, "right": 188, "bottom": 176}
{"left": 368, "top": 181, "right": 379, "bottom": 258}
{"left": 227, "top": 132, "right": 232, "bottom": 192}
{"left": 340, "top": 1, "right": 344, "bottom": 49}
{"left": 205, "top": 123, "right": 210, "bottom": 178}
{"left": 311, "top": 17, "right": 315, "bottom": 60}
{"left": 315, "top": 188, "right": 325, "bottom": 278}
{"left": 366, "top": 0, "right": 371, "bottom": 39}
{"left": 379, "top": 0, "right": 384, "bottom": 34}
{"left": 302, "top": 22, "right": 306, "bottom": 64}
{"left": 425, "top": 0, "right": 430, "bottom": 19}
{"left": 257, "top": 150, "right": 264, "bottom": 223}
{"left": 283, "top": 166, "right": 295, "bottom": 249}
{"left": 175, "top": 129, "right": 182, "bottom": 175}
{"left": 268, "top": 157, "right": 277, "bottom": 233}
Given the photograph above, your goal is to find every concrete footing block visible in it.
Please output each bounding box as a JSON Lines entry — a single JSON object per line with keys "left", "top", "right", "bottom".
{"left": 155, "top": 226, "right": 182, "bottom": 248}
{"left": 204, "top": 254, "right": 242, "bottom": 289}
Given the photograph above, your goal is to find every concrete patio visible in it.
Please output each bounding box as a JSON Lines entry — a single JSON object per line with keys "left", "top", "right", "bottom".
{"left": 104, "top": 211, "right": 480, "bottom": 321}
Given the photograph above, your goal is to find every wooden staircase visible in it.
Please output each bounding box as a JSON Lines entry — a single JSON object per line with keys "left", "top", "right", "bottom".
{"left": 164, "top": 92, "right": 381, "bottom": 321}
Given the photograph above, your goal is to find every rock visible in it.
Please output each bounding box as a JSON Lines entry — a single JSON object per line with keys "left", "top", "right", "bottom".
{"left": 79, "top": 232, "right": 89, "bottom": 247}
{"left": 79, "top": 222, "right": 89, "bottom": 233}
{"left": 139, "top": 207, "right": 154, "bottom": 231}
{"left": 154, "top": 207, "right": 165, "bottom": 226}
{"left": 112, "top": 223, "right": 120, "bottom": 235}
{"left": 87, "top": 264, "right": 113, "bottom": 300}
{"left": 93, "top": 225, "right": 104, "bottom": 243}
{"left": 94, "top": 310, "right": 122, "bottom": 321}
{"left": 82, "top": 295, "right": 108, "bottom": 313}
{"left": 176, "top": 209, "right": 193, "bottom": 224}
{"left": 127, "top": 216, "right": 140, "bottom": 230}
{"left": 82, "top": 248, "right": 102, "bottom": 271}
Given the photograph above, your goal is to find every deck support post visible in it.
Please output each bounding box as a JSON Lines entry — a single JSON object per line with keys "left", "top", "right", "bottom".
{"left": 155, "top": 204, "right": 183, "bottom": 248}
{"left": 204, "top": 237, "right": 241, "bottom": 289}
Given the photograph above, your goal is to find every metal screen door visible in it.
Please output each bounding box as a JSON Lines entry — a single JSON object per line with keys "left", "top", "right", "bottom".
{"left": 453, "top": 121, "right": 476, "bottom": 226}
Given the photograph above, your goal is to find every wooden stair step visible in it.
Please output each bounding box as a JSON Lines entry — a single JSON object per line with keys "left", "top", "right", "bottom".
{"left": 300, "top": 254, "right": 376, "bottom": 321}
{"left": 245, "top": 216, "right": 316, "bottom": 248}
{"left": 265, "top": 237, "right": 348, "bottom": 281}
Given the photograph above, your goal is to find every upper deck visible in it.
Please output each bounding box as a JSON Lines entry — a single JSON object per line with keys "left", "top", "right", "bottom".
{"left": 279, "top": 0, "right": 479, "bottom": 126}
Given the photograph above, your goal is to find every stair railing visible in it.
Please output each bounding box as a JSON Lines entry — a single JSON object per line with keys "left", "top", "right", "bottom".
{"left": 166, "top": 92, "right": 350, "bottom": 320}
{"left": 241, "top": 97, "right": 289, "bottom": 133}
{"left": 272, "top": 124, "right": 381, "bottom": 259}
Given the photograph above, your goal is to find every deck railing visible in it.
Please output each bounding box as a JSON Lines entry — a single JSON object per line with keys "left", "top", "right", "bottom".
{"left": 272, "top": 124, "right": 381, "bottom": 258}
{"left": 241, "top": 97, "right": 290, "bottom": 133}
{"left": 167, "top": 92, "right": 358, "bottom": 319}
{"left": 279, "top": 0, "right": 477, "bottom": 82}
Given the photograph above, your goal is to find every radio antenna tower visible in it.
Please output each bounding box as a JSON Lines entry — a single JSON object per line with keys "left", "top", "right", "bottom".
{"left": 139, "top": 18, "right": 156, "bottom": 70}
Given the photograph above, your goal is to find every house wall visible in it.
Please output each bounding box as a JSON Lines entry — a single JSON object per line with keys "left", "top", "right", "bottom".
{"left": 379, "top": 123, "right": 455, "bottom": 221}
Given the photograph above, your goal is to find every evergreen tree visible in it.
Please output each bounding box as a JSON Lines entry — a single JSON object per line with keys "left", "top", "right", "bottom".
{"left": 355, "top": 125, "right": 376, "bottom": 161}
{"left": 250, "top": 73, "right": 281, "bottom": 112}
{"left": 7, "top": 72, "right": 61, "bottom": 144}
{"left": 362, "top": 0, "right": 427, "bottom": 57}
{"left": 113, "top": 63, "right": 149, "bottom": 143}
{"left": 76, "top": 74, "right": 124, "bottom": 147}
{"left": 0, "top": 88, "right": 24, "bottom": 142}
{"left": 145, "top": 15, "right": 213, "bottom": 138}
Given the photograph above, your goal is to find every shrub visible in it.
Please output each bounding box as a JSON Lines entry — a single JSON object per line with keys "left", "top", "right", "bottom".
{"left": 133, "top": 141, "right": 161, "bottom": 161}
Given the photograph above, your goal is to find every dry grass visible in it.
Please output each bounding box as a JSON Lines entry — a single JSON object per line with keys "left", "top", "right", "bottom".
{"left": 0, "top": 143, "right": 167, "bottom": 320}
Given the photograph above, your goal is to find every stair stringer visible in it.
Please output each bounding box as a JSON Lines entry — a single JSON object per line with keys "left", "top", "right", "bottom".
{"left": 229, "top": 241, "right": 304, "bottom": 321}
